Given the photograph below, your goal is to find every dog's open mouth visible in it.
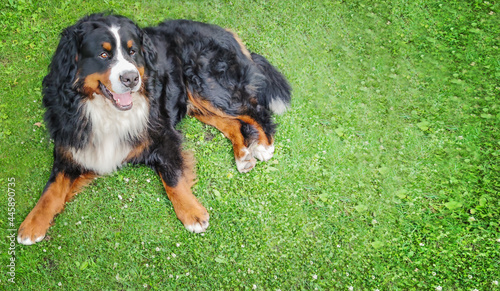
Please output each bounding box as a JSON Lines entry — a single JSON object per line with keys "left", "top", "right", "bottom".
{"left": 99, "top": 82, "right": 133, "bottom": 111}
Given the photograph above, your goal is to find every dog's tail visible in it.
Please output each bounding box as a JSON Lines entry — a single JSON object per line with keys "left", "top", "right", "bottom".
{"left": 251, "top": 53, "right": 291, "bottom": 115}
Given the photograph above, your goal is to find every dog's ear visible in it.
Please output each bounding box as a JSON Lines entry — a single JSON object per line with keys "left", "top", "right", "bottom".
{"left": 142, "top": 32, "right": 157, "bottom": 72}
{"left": 42, "top": 22, "right": 84, "bottom": 145}
{"left": 42, "top": 24, "right": 80, "bottom": 94}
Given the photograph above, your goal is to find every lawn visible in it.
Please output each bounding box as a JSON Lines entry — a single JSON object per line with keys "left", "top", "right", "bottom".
{"left": 0, "top": 0, "right": 499, "bottom": 289}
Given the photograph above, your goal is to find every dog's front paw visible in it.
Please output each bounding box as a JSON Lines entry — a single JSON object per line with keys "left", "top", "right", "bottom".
{"left": 184, "top": 211, "right": 210, "bottom": 233}
{"left": 175, "top": 199, "right": 210, "bottom": 233}
{"left": 17, "top": 212, "right": 50, "bottom": 245}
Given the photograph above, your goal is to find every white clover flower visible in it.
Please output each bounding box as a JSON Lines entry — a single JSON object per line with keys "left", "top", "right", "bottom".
{"left": 493, "top": 280, "right": 499, "bottom": 285}
{"left": 58, "top": 282, "right": 62, "bottom": 287}
{"left": 252, "top": 285, "right": 257, "bottom": 290}
{"left": 156, "top": 247, "right": 160, "bottom": 251}
{"left": 312, "top": 274, "right": 317, "bottom": 280}
{"left": 436, "top": 286, "right": 442, "bottom": 291}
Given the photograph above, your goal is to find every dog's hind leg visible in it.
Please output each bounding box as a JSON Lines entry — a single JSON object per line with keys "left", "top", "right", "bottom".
{"left": 186, "top": 90, "right": 275, "bottom": 173}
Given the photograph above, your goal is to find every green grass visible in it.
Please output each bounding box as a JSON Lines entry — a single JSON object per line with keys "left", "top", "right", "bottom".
{"left": 1, "top": 0, "right": 499, "bottom": 289}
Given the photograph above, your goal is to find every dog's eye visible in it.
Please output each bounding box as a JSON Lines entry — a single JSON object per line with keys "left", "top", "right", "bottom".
{"left": 129, "top": 49, "right": 136, "bottom": 56}
{"left": 99, "top": 52, "right": 109, "bottom": 59}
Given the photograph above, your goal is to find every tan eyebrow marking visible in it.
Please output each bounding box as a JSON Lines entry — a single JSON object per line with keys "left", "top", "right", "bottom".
{"left": 127, "top": 40, "right": 133, "bottom": 49}
{"left": 102, "top": 42, "right": 112, "bottom": 51}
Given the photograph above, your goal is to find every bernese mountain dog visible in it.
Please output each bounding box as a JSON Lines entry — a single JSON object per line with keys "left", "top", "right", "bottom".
{"left": 17, "top": 13, "right": 291, "bottom": 245}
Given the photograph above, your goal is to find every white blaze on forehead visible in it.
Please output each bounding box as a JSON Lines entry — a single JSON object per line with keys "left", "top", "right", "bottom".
{"left": 108, "top": 26, "right": 142, "bottom": 94}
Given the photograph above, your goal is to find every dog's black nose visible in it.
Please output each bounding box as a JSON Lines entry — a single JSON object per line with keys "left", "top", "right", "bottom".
{"left": 120, "top": 71, "right": 140, "bottom": 88}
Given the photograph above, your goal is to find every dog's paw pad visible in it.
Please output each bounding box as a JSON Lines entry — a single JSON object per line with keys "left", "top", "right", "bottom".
{"left": 236, "top": 148, "right": 256, "bottom": 173}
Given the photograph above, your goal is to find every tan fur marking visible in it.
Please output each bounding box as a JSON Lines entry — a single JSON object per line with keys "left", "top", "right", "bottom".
{"left": 187, "top": 91, "right": 247, "bottom": 158}
{"left": 187, "top": 90, "right": 272, "bottom": 149}
{"left": 138, "top": 66, "right": 145, "bottom": 78}
{"left": 102, "top": 42, "right": 112, "bottom": 51}
{"left": 83, "top": 70, "right": 112, "bottom": 96}
{"left": 225, "top": 29, "right": 252, "bottom": 60}
{"left": 181, "top": 150, "right": 197, "bottom": 188}
{"left": 125, "top": 140, "right": 151, "bottom": 161}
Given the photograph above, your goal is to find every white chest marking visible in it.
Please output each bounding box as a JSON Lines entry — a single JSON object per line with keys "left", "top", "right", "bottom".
{"left": 70, "top": 93, "right": 149, "bottom": 175}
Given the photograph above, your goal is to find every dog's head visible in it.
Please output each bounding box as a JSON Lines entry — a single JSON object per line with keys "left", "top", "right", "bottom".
{"left": 43, "top": 13, "right": 157, "bottom": 111}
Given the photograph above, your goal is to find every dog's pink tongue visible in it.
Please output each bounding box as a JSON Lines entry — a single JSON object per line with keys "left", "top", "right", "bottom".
{"left": 113, "top": 92, "right": 133, "bottom": 106}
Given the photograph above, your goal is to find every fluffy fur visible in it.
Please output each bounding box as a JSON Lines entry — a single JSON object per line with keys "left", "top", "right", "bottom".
{"left": 18, "top": 13, "right": 291, "bottom": 245}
